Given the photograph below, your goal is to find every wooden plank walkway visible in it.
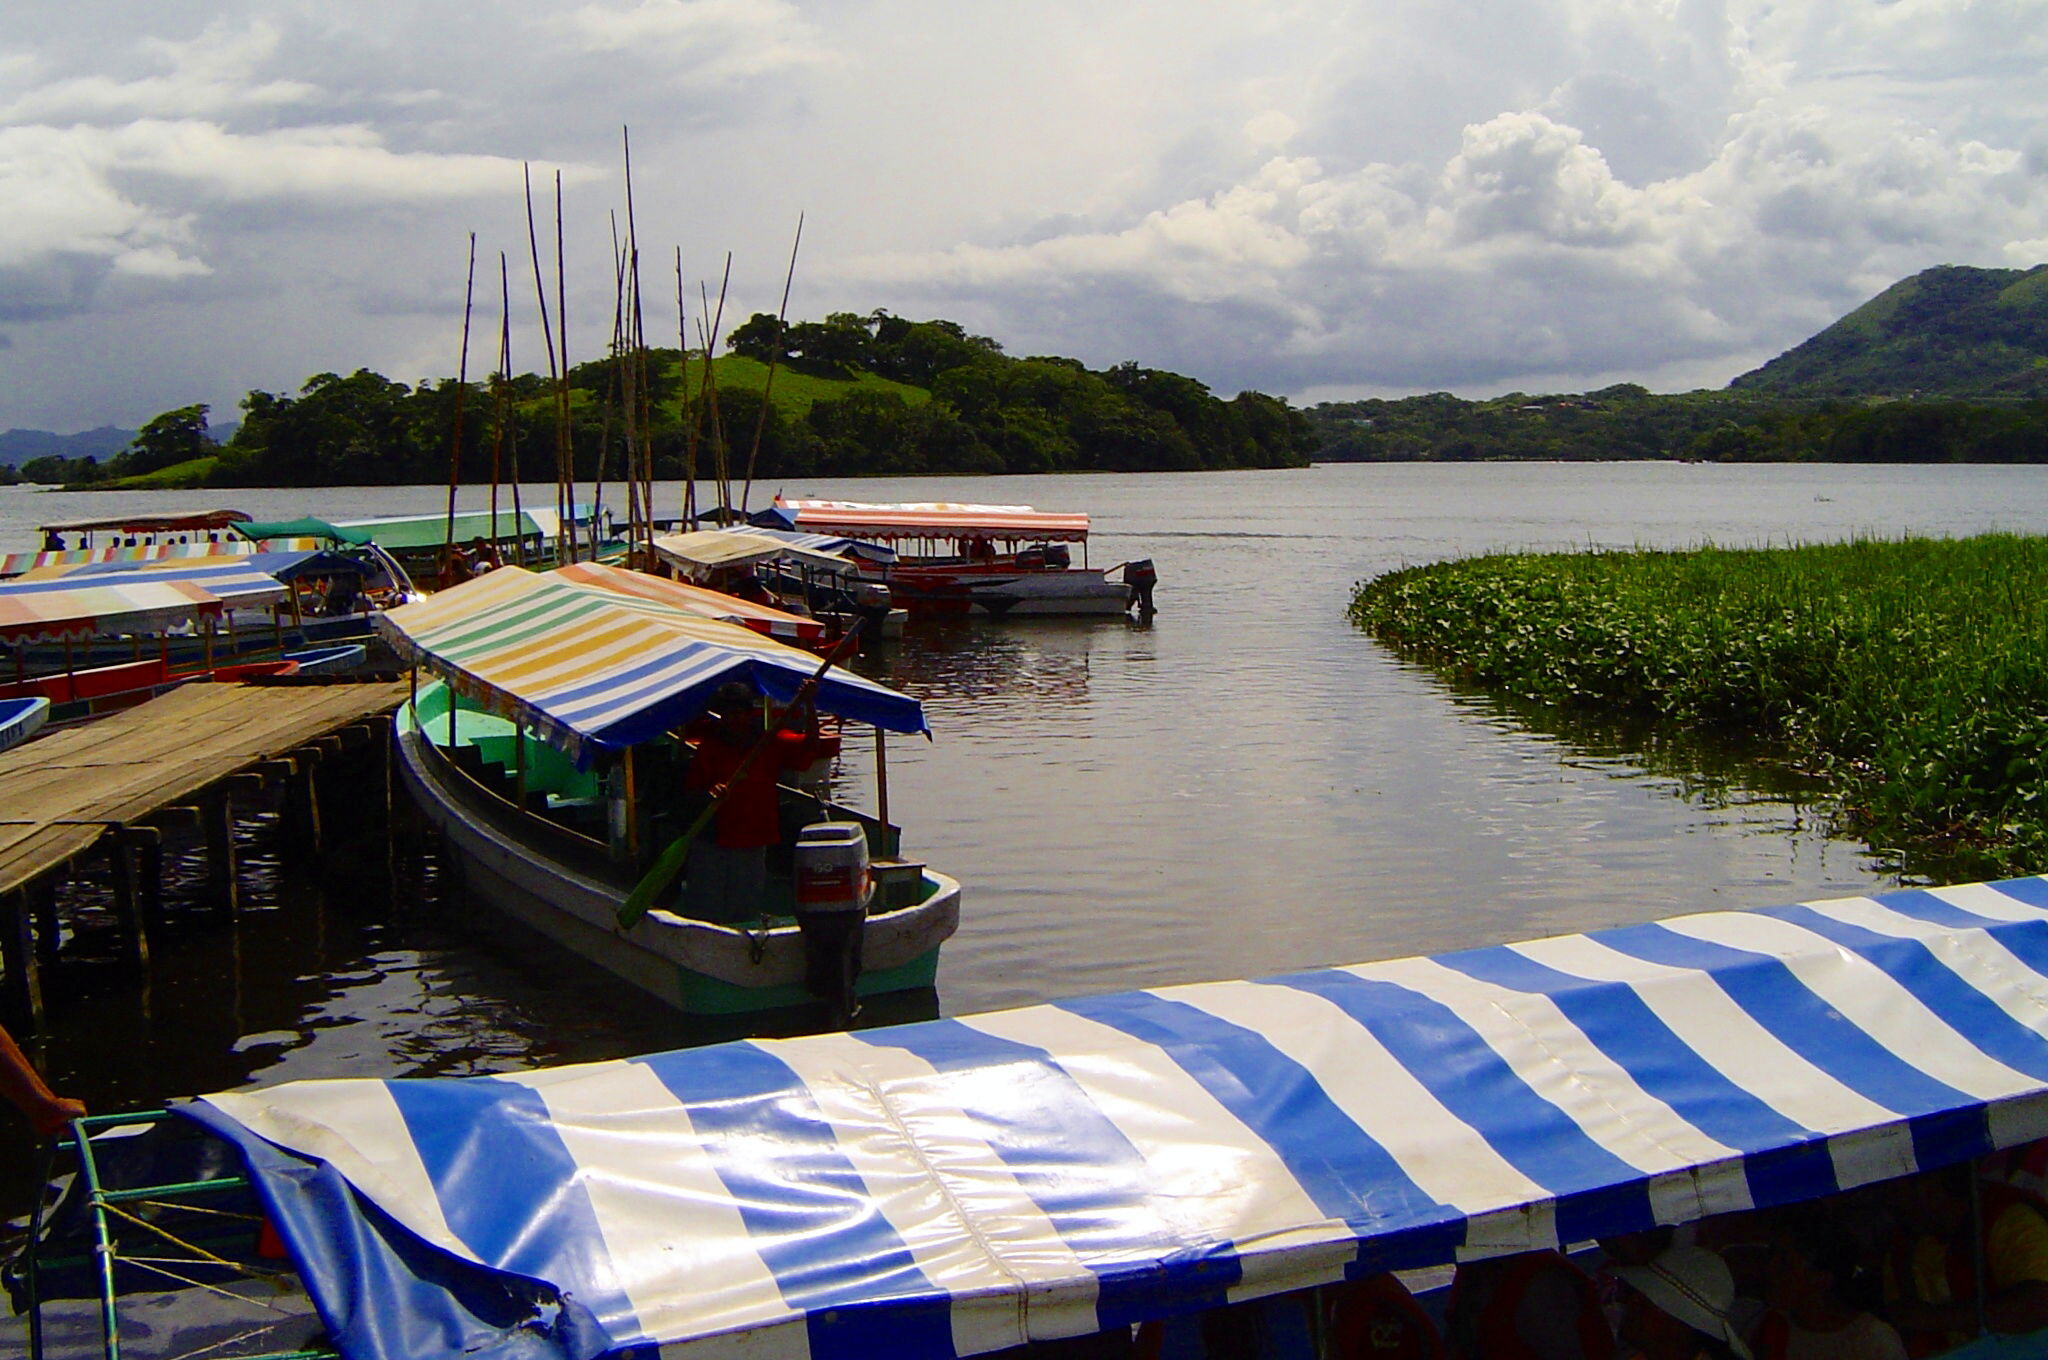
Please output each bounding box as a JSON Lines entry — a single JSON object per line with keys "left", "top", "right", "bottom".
{"left": 0, "top": 679, "right": 408, "bottom": 897}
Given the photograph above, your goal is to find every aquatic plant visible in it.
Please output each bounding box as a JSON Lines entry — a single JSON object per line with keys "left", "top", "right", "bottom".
{"left": 1351, "top": 533, "right": 2048, "bottom": 877}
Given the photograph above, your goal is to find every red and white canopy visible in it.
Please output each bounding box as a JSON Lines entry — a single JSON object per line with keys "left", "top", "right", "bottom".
{"left": 775, "top": 497, "right": 1090, "bottom": 543}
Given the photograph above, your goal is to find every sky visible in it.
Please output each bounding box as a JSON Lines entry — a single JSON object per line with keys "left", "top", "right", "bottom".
{"left": 1, "top": 1, "right": 2044, "bottom": 434}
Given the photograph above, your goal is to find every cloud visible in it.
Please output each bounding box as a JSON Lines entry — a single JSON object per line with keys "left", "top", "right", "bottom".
{"left": 545, "top": 0, "right": 832, "bottom": 82}
{"left": 849, "top": 83, "right": 2048, "bottom": 397}
{"left": 0, "top": 18, "right": 316, "bottom": 123}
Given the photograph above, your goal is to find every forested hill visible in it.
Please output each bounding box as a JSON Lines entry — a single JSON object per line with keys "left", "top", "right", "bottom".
{"left": 1309, "top": 261, "right": 2048, "bottom": 465}
{"left": 14, "top": 310, "right": 1316, "bottom": 489}
{"left": 1730, "top": 264, "right": 2048, "bottom": 398}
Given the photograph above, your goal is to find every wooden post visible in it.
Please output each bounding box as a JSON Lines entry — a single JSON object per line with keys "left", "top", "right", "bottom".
{"left": 28, "top": 878, "right": 58, "bottom": 965}
{"left": 288, "top": 749, "right": 324, "bottom": 855}
{"left": 105, "top": 827, "right": 149, "bottom": 971}
{"left": 874, "top": 726, "right": 890, "bottom": 830}
{"left": 1, "top": 889, "right": 43, "bottom": 1032}
{"left": 62, "top": 634, "right": 76, "bottom": 704}
{"left": 124, "top": 826, "right": 165, "bottom": 933}
{"left": 205, "top": 788, "right": 239, "bottom": 916}
{"left": 203, "top": 615, "right": 216, "bottom": 672}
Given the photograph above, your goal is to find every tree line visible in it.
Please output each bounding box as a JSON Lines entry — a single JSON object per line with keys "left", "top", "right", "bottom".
{"left": 13, "top": 310, "right": 1316, "bottom": 489}
{"left": 1309, "top": 386, "right": 2048, "bottom": 463}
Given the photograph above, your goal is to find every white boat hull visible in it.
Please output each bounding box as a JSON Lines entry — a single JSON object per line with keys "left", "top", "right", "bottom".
{"left": 396, "top": 726, "right": 961, "bottom": 1014}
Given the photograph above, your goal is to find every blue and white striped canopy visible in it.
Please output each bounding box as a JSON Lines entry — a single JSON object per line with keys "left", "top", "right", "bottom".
{"left": 372, "top": 566, "right": 926, "bottom": 765}
{"left": 183, "top": 876, "right": 2048, "bottom": 1360}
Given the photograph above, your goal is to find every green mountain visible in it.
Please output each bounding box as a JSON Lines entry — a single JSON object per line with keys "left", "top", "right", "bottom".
{"left": 1731, "top": 264, "right": 2048, "bottom": 398}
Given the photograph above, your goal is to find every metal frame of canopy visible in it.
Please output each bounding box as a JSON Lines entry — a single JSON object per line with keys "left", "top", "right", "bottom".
{"left": 18, "top": 1110, "right": 339, "bottom": 1360}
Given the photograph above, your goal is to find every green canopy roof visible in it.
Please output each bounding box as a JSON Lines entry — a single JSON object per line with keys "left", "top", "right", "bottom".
{"left": 233, "top": 517, "right": 374, "bottom": 546}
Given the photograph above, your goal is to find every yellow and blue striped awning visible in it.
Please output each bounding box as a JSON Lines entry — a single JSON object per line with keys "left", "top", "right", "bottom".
{"left": 372, "top": 566, "right": 925, "bottom": 765}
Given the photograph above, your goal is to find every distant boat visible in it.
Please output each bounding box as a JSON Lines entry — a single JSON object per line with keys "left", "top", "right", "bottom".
{"left": 760, "top": 496, "right": 1155, "bottom": 618}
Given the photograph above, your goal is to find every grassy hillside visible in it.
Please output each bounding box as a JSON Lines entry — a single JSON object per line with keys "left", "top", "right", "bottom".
{"left": 1731, "top": 264, "right": 2048, "bottom": 398}
{"left": 692, "top": 354, "right": 930, "bottom": 417}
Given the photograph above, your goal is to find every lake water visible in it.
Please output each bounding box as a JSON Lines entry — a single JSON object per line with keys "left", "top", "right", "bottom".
{"left": 5, "top": 461, "right": 2047, "bottom": 1199}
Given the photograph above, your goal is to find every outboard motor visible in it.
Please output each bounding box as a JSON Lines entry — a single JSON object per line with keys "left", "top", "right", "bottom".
{"left": 852, "top": 580, "right": 892, "bottom": 623}
{"left": 793, "top": 822, "right": 873, "bottom": 1024}
{"left": 1125, "top": 559, "right": 1158, "bottom": 616}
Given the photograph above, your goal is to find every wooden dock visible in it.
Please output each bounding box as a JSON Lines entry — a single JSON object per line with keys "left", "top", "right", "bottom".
{"left": 0, "top": 679, "right": 410, "bottom": 1028}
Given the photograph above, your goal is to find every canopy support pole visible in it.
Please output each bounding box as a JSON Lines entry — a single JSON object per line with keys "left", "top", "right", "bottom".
{"left": 62, "top": 635, "right": 76, "bottom": 705}
{"left": 875, "top": 727, "right": 890, "bottom": 830}
{"left": 515, "top": 721, "right": 527, "bottom": 804}
{"left": 622, "top": 746, "right": 639, "bottom": 865}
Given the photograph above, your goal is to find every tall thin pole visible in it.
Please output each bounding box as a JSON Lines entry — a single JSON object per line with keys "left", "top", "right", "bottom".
{"left": 741, "top": 213, "right": 803, "bottom": 515}
{"left": 555, "top": 171, "right": 579, "bottom": 564}
{"left": 488, "top": 252, "right": 509, "bottom": 553}
{"left": 677, "top": 248, "right": 698, "bottom": 528}
{"left": 503, "top": 252, "right": 527, "bottom": 566}
{"left": 442, "top": 233, "right": 478, "bottom": 583}
{"left": 523, "top": 164, "right": 567, "bottom": 566}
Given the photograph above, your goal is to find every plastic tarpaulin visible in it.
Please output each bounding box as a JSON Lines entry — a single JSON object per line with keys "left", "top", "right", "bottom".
{"left": 0, "top": 561, "right": 292, "bottom": 612}
{"left": 59, "top": 551, "right": 365, "bottom": 585}
{"left": 731, "top": 524, "right": 897, "bottom": 566}
{"left": 185, "top": 875, "right": 2048, "bottom": 1360}
{"left": 651, "top": 529, "right": 852, "bottom": 579}
{"left": 0, "top": 540, "right": 259, "bottom": 579}
{"left": 233, "top": 518, "right": 376, "bottom": 546}
{"left": 371, "top": 566, "right": 925, "bottom": 765}
{"left": 0, "top": 576, "right": 230, "bottom": 642}
{"left": 767, "top": 497, "right": 1090, "bottom": 543}
{"left": 551, "top": 561, "right": 826, "bottom": 646}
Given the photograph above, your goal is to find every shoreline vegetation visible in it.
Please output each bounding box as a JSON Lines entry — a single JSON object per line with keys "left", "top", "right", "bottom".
{"left": 4, "top": 311, "right": 1317, "bottom": 492}
{"left": 1351, "top": 533, "right": 2048, "bottom": 879}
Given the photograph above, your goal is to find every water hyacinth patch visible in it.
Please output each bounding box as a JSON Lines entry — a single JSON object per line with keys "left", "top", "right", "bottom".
{"left": 1350, "top": 534, "right": 2048, "bottom": 878}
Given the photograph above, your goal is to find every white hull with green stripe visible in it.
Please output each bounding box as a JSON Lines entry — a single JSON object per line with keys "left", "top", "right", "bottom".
{"left": 396, "top": 684, "right": 961, "bottom": 1016}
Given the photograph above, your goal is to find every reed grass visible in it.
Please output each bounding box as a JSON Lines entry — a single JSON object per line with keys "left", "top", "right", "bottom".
{"left": 1350, "top": 534, "right": 2048, "bottom": 876}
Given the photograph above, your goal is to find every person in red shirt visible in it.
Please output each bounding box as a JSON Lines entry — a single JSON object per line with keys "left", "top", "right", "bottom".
{"left": 680, "top": 682, "right": 830, "bottom": 923}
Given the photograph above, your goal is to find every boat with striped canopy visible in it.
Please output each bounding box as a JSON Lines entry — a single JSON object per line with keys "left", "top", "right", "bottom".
{"left": 27, "top": 874, "right": 2048, "bottom": 1360}
{"left": 760, "top": 496, "right": 1152, "bottom": 618}
{"left": 374, "top": 566, "right": 959, "bottom": 1015}
{"left": 553, "top": 559, "right": 827, "bottom": 648}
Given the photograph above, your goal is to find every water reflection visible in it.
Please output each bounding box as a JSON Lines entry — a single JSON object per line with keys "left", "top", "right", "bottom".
{"left": 18, "top": 463, "right": 2046, "bottom": 1215}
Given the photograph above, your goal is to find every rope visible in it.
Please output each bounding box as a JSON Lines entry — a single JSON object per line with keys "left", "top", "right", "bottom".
{"left": 105, "top": 1257, "right": 300, "bottom": 1314}
{"left": 96, "top": 1200, "right": 282, "bottom": 1280}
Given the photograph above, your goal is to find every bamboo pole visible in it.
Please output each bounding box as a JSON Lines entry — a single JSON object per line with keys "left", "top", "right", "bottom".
{"left": 522, "top": 164, "right": 566, "bottom": 565}
{"left": 741, "top": 214, "right": 803, "bottom": 515}
{"left": 488, "top": 253, "right": 510, "bottom": 558}
{"left": 555, "top": 171, "right": 579, "bottom": 564}
{"left": 442, "top": 233, "right": 478, "bottom": 582}
{"left": 677, "top": 249, "right": 699, "bottom": 528}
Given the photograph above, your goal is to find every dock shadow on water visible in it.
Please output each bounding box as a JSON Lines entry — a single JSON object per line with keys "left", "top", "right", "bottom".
{"left": 0, "top": 797, "right": 928, "bottom": 1223}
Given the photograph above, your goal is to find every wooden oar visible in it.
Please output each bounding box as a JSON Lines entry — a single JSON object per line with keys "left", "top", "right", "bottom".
{"left": 616, "top": 621, "right": 865, "bottom": 929}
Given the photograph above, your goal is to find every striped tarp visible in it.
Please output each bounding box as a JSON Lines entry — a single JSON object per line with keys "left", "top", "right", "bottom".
{"left": 773, "top": 497, "right": 1091, "bottom": 543}
{"left": 23, "top": 557, "right": 303, "bottom": 609}
{"left": 372, "top": 566, "right": 924, "bottom": 764}
{"left": 0, "top": 540, "right": 259, "bottom": 579}
{"left": 652, "top": 528, "right": 853, "bottom": 579}
{"left": 185, "top": 876, "right": 2048, "bottom": 1360}
{"left": 0, "top": 575, "right": 231, "bottom": 642}
{"left": 552, "top": 561, "right": 826, "bottom": 646}
{"left": 730, "top": 524, "right": 898, "bottom": 565}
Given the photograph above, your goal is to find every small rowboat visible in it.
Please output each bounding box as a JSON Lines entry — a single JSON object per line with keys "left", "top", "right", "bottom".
{"left": 0, "top": 695, "right": 49, "bottom": 752}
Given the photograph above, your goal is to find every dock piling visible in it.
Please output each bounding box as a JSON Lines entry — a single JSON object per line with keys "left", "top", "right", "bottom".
{"left": 1, "top": 888, "right": 42, "bottom": 1030}
{"left": 103, "top": 830, "right": 149, "bottom": 972}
